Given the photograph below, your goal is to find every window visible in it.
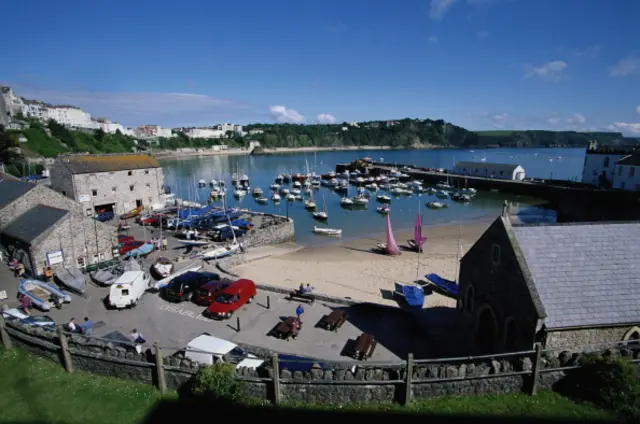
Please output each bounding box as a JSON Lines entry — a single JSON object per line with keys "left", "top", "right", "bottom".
{"left": 86, "top": 208, "right": 93, "bottom": 216}
{"left": 62, "top": 190, "right": 66, "bottom": 196}
{"left": 91, "top": 254, "right": 99, "bottom": 264}
{"left": 631, "top": 167, "right": 636, "bottom": 177}
{"left": 618, "top": 166, "right": 623, "bottom": 176}
{"left": 145, "top": 170, "right": 150, "bottom": 175}
{"left": 89, "top": 173, "right": 97, "bottom": 179}
{"left": 130, "top": 185, "right": 134, "bottom": 192}
{"left": 148, "top": 197, "right": 152, "bottom": 203}
{"left": 92, "top": 189, "right": 98, "bottom": 196}
{"left": 77, "top": 257, "right": 86, "bottom": 268}
{"left": 604, "top": 157, "right": 610, "bottom": 167}
{"left": 112, "top": 186, "right": 117, "bottom": 193}
{"left": 491, "top": 243, "right": 501, "bottom": 265}
{"left": 98, "top": 252, "right": 106, "bottom": 261}
{"left": 146, "top": 183, "right": 151, "bottom": 189}
{"left": 128, "top": 171, "right": 133, "bottom": 176}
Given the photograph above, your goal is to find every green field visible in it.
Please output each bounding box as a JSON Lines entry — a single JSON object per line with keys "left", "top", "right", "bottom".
{"left": 0, "top": 348, "right": 617, "bottom": 423}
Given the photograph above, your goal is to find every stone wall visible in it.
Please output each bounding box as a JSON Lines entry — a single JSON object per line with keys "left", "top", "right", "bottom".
{"left": 243, "top": 214, "right": 295, "bottom": 248}
{"left": 4, "top": 316, "right": 638, "bottom": 405}
{"left": 546, "top": 326, "right": 637, "bottom": 352}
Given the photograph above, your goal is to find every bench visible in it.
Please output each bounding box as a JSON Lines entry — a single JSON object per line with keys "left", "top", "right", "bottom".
{"left": 288, "top": 291, "right": 315, "bottom": 305}
{"left": 351, "top": 333, "right": 377, "bottom": 361}
{"left": 318, "top": 310, "right": 347, "bottom": 332}
{"left": 270, "top": 317, "right": 301, "bottom": 341}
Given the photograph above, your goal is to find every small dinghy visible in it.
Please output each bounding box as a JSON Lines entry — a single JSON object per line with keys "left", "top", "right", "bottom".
{"left": 313, "top": 226, "right": 341, "bottom": 236}
{"left": 18, "top": 278, "right": 71, "bottom": 311}
{"left": 152, "top": 257, "right": 174, "bottom": 278}
{"left": 426, "top": 201, "right": 448, "bottom": 209}
{"left": 394, "top": 282, "right": 425, "bottom": 310}
{"left": 54, "top": 267, "right": 86, "bottom": 294}
{"left": 424, "top": 273, "right": 459, "bottom": 298}
{"left": 256, "top": 196, "right": 269, "bottom": 204}
{"left": 376, "top": 206, "right": 390, "bottom": 214}
{"left": 376, "top": 195, "right": 391, "bottom": 203}
{"left": 125, "top": 242, "right": 155, "bottom": 258}
{"left": 195, "top": 242, "right": 241, "bottom": 260}
{"left": 178, "top": 238, "right": 210, "bottom": 246}
{"left": 340, "top": 197, "right": 354, "bottom": 206}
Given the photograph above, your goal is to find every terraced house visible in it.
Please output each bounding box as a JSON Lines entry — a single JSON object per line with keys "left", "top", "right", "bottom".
{"left": 51, "top": 153, "right": 166, "bottom": 217}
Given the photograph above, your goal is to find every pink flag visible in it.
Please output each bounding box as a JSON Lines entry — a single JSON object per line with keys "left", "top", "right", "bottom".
{"left": 385, "top": 214, "right": 401, "bottom": 256}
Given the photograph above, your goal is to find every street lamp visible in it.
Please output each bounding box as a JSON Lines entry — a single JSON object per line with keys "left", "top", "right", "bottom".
{"left": 285, "top": 197, "right": 289, "bottom": 219}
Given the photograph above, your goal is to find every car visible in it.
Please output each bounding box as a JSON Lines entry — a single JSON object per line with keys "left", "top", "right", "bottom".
{"left": 184, "top": 334, "right": 264, "bottom": 369}
{"left": 194, "top": 278, "right": 234, "bottom": 306}
{"left": 118, "top": 235, "right": 135, "bottom": 243}
{"left": 108, "top": 271, "right": 152, "bottom": 309}
{"left": 210, "top": 227, "right": 247, "bottom": 242}
{"left": 205, "top": 278, "right": 256, "bottom": 319}
{"left": 95, "top": 211, "right": 115, "bottom": 222}
{"left": 119, "top": 241, "right": 145, "bottom": 255}
{"left": 163, "top": 271, "right": 220, "bottom": 302}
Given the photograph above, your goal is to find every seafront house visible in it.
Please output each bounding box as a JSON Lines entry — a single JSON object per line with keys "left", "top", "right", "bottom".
{"left": 0, "top": 179, "right": 117, "bottom": 277}
{"left": 612, "top": 153, "right": 640, "bottom": 191}
{"left": 452, "top": 161, "right": 526, "bottom": 181}
{"left": 580, "top": 141, "right": 639, "bottom": 188}
{"left": 50, "top": 153, "right": 166, "bottom": 217}
{"left": 457, "top": 211, "right": 640, "bottom": 354}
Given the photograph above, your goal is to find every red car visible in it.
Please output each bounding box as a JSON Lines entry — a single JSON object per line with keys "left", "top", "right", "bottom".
{"left": 118, "top": 235, "right": 134, "bottom": 244}
{"left": 140, "top": 214, "right": 167, "bottom": 226}
{"left": 119, "top": 241, "right": 145, "bottom": 256}
{"left": 205, "top": 279, "right": 256, "bottom": 319}
{"left": 194, "top": 279, "right": 234, "bottom": 306}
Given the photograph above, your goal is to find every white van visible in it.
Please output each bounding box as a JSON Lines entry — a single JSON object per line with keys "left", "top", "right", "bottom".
{"left": 185, "top": 334, "right": 264, "bottom": 369}
{"left": 108, "top": 271, "right": 151, "bottom": 309}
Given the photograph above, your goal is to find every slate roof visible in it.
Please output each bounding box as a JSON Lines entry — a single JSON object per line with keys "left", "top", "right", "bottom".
{"left": 0, "top": 179, "right": 36, "bottom": 208}
{"left": 2, "top": 205, "right": 68, "bottom": 243}
{"left": 455, "top": 161, "right": 521, "bottom": 173}
{"left": 511, "top": 222, "right": 640, "bottom": 329}
{"left": 57, "top": 154, "right": 161, "bottom": 174}
{"left": 616, "top": 154, "right": 640, "bottom": 166}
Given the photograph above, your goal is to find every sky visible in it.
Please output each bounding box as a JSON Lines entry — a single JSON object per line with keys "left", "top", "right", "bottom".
{"left": 2, "top": 0, "right": 640, "bottom": 134}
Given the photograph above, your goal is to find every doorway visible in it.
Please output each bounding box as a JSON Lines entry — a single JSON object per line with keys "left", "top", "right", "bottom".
{"left": 136, "top": 199, "right": 143, "bottom": 208}
{"left": 476, "top": 306, "right": 498, "bottom": 354}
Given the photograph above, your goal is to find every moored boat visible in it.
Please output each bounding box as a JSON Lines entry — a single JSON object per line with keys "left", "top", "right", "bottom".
{"left": 256, "top": 196, "right": 269, "bottom": 204}
{"left": 376, "top": 195, "right": 391, "bottom": 203}
{"left": 120, "top": 206, "right": 143, "bottom": 220}
{"left": 313, "top": 226, "right": 342, "bottom": 236}
{"left": 426, "top": 201, "right": 448, "bottom": 209}
{"left": 340, "top": 197, "right": 354, "bottom": 206}
{"left": 376, "top": 206, "right": 390, "bottom": 214}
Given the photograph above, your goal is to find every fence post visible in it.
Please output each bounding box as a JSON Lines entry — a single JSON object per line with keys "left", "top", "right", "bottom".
{"left": 0, "top": 315, "right": 12, "bottom": 350}
{"left": 404, "top": 352, "right": 414, "bottom": 405}
{"left": 236, "top": 317, "right": 241, "bottom": 332}
{"left": 267, "top": 296, "right": 271, "bottom": 310}
{"left": 530, "top": 343, "right": 543, "bottom": 396}
{"left": 272, "top": 352, "right": 281, "bottom": 405}
{"left": 154, "top": 341, "right": 167, "bottom": 394}
{"left": 56, "top": 327, "right": 73, "bottom": 373}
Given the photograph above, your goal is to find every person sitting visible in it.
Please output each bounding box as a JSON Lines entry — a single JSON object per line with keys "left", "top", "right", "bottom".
{"left": 129, "top": 328, "right": 146, "bottom": 344}
{"left": 18, "top": 294, "right": 31, "bottom": 315}
{"left": 303, "top": 283, "right": 313, "bottom": 294}
{"left": 298, "top": 283, "right": 305, "bottom": 294}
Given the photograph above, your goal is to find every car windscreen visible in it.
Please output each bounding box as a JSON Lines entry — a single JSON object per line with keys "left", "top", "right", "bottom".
{"left": 215, "top": 293, "right": 236, "bottom": 304}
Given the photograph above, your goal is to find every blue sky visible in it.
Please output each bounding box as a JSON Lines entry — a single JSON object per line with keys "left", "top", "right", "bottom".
{"left": 2, "top": 0, "right": 640, "bottom": 134}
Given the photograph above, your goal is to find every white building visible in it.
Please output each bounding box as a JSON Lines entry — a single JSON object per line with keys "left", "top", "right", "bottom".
{"left": 612, "top": 154, "right": 640, "bottom": 191}
{"left": 22, "top": 101, "right": 47, "bottom": 120}
{"left": 185, "top": 128, "right": 224, "bottom": 139}
{"left": 46, "top": 106, "right": 94, "bottom": 128}
{"left": 453, "top": 161, "right": 526, "bottom": 181}
{"left": 248, "top": 129, "right": 264, "bottom": 135}
{"left": 95, "top": 119, "right": 135, "bottom": 136}
{"left": 581, "top": 141, "right": 638, "bottom": 188}
{"left": 135, "top": 125, "right": 172, "bottom": 139}
{"left": 217, "top": 123, "right": 245, "bottom": 136}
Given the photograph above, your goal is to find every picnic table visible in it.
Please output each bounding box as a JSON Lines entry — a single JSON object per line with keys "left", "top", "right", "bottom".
{"left": 351, "top": 333, "right": 377, "bottom": 361}
{"left": 288, "top": 290, "right": 315, "bottom": 304}
{"left": 270, "top": 317, "right": 301, "bottom": 341}
{"left": 317, "top": 310, "right": 347, "bottom": 332}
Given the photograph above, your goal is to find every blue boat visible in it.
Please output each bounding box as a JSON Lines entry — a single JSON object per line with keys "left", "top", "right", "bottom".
{"left": 425, "top": 273, "right": 459, "bottom": 298}
{"left": 125, "top": 243, "right": 155, "bottom": 258}
{"left": 18, "top": 278, "right": 71, "bottom": 311}
{"left": 394, "top": 282, "right": 425, "bottom": 309}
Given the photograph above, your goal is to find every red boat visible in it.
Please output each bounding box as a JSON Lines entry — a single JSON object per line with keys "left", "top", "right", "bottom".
{"left": 118, "top": 235, "right": 134, "bottom": 244}
{"left": 119, "top": 241, "right": 145, "bottom": 256}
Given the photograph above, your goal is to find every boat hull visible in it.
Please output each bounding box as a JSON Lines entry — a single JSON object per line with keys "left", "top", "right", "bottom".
{"left": 54, "top": 267, "right": 86, "bottom": 294}
{"left": 18, "top": 278, "right": 71, "bottom": 311}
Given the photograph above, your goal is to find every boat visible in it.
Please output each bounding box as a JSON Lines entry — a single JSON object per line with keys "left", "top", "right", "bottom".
{"left": 275, "top": 174, "right": 284, "bottom": 184}
{"left": 304, "top": 200, "right": 316, "bottom": 210}
{"left": 394, "top": 282, "right": 425, "bottom": 310}
{"left": 407, "top": 207, "right": 427, "bottom": 252}
{"left": 340, "top": 197, "right": 354, "bottom": 206}
{"left": 270, "top": 183, "right": 280, "bottom": 190}
{"left": 197, "top": 242, "right": 241, "bottom": 260}
{"left": 286, "top": 194, "right": 295, "bottom": 201}
{"left": 91, "top": 260, "right": 141, "bottom": 286}
{"left": 381, "top": 214, "right": 401, "bottom": 256}
{"left": 252, "top": 187, "right": 263, "bottom": 196}
{"left": 178, "top": 238, "right": 210, "bottom": 246}
{"left": 272, "top": 193, "right": 281, "bottom": 202}
{"left": 461, "top": 188, "right": 477, "bottom": 195}
{"left": 18, "top": 278, "right": 71, "bottom": 311}
{"left": 54, "top": 267, "right": 86, "bottom": 294}
{"left": 424, "top": 273, "right": 459, "bottom": 298}
{"left": 293, "top": 181, "right": 302, "bottom": 188}
{"left": 154, "top": 264, "right": 203, "bottom": 290}
{"left": 313, "top": 226, "right": 342, "bottom": 236}
{"left": 234, "top": 189, "right": 247, "bottom": 198}
{"left": 152, "top": 257, "right": 174, "bottom": 278}
{"left": 198, "top": 179, "right": 207, "bottom": 187}
{"left": 376, "top": 195, "right": 391, "bottom": 203}
{"left": 353, "top": 195, "right": 369, "bottom": 205}
{"left": 291, "top": 188, "right": 301, "bottom": 195}
{"left": 120, "top": 206, "right": 143, "bottom": 220}
{"left": 279, "top": 187, "right": 290, "bottom": 195}
{"left": 294, "top": 195, "right": 303, "bottom": 201}
{"left": 256, "top": 196, "right": 269, "bottom": 204}
{"left": 435, "top": 182, "right": 453, "bottom": 190}
{"left": 210, "top": 179, "right": 218, "bottom": 187}
{"left": 376, "top": 206, "right": 390, "bottom": 214}
{"left": 426, "top": 201, "right": 448, "bottom": 209}
{"left": 451, "top": 193, "right": 471, "bottom": 203}
{"left": 313, "top": 194, "right": 328, "bottom": 220}
{"left": 125, "top": 242, "right": 155, "bottom": 258}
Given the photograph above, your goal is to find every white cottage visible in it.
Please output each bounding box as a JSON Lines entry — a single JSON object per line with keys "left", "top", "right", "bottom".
{"left": 581, "top": 141, "right": 638, "bottom": 188}
{"left": 612, "top": 154, "right": 640, "bottom": 191}
{"left": 453, "top": 161, "right": 526, "bottom": 181}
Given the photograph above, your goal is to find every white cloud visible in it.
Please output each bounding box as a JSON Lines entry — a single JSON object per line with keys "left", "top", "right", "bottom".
{"left": 608, "top": 122, "right": 640, "bottom": 134}
{"left": 570, "top": 44, "right": 601, "bottom": 58}
{"left": 492, "top": 113, "right": 509, "bottom": 128}
{"left": 546, "top": 116, "right": 561, "bottom": 126}
{"left": 567, "top": 113, "right": 586, "bottom": 125}
{"left": 523, "top": 60, "right": 567, "bottom": 82}
{"left": 316, "top": 113, "right": 336, "bottom": 124}
{"left": 636, "top": 105, "right": 640, "bottom": 115}
{"left": 269, "top": 105, "right": 305, "bottom": 123}
{"left": 609, "top": 54, "right": 640, "bottom": 77}
{"left": 477, "top": 30, "right": 489, "bottom": 40}
{"left": 428, "top": 35, "right": 438, "bottom": 43}
{"left": 430, "top": 0, "right": 457, "bottom": 20}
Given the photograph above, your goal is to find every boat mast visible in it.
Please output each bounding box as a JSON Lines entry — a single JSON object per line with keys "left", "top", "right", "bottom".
{"left": 415, "top": 200, "right": 421, "bottom": 281}
{"left": 454, "top": 218, "right": 462, "bottom": 283}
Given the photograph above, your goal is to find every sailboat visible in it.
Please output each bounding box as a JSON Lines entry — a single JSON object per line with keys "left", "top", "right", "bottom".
{"left": 313, "top": 194, "right": 328, "bottom": 220}
{"left": 375, "top": 214, "right": 402, "bottom": 255}
{"left": 407, "top": 206, "right": 427, "bottom": 252}
{"left": 195, "top": 216, "right": 241, "bottom": 260}
{"left": 424, "top": 220, "right": 461, "bottom": 298}
{"left": 304, "top": 189, "right": 316, "bottom": 210}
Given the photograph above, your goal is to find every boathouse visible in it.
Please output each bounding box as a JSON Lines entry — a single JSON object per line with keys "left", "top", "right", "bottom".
{"left": 0, "top": 180, "right": 117, "bottom": 277}
{"left": 581, "top": 141, "right": 639, "bottom": 188}
{"left": 452, "top": 161, "right": 525, "bottom": 181}
{"left": 457, "top": 212, "right": 640, "bottom": 353}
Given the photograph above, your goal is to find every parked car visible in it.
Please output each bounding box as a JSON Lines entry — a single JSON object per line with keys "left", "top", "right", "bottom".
{"left": 118, "top": 235, "right": 135, "bottom": 244}
{"left": 229, "top": 219, "right": 254, "bottom": 231}
{"left": 95, "top": 211, "right": 115, "bottom": 222}
{"left": 205, "top": 279, "right": 256, "bottom": 319}
{"left": 194, "top": 278, "right": 234, "bottom": 306}
{"left": 210, "top": 227, "right": 247, "bottom": 242}
{"left": 119, "top": 241, "right": 145, "bottom": 256}
{"left": 163, "top": 271, "right": 220, "bottom": 302}
{"left": 184, "top": 334, "right": 264, "bottom": 369}
{"left": 108, "top": 271, "right": 151, "bottom": 309}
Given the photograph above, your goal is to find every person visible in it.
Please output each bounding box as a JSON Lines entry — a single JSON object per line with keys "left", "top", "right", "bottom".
{"left": 129, "top": 328, "right": 146, "bottom": 344}
{"left": 18, "top": 294, "right": 31, "bottom": 315}
{"left": 304, "top": 283, "right": 313, "bottom": 294}
{"left": 162, "top": 237, "right": 168, "bottom": 251}
{"left": 15, "top": 262, "right": 25, "bottom": 278}
{"left": 290, "top": 319, "right": 300, "bottom": 339}
{"left": 67, "top": 317, "right": 77, "bottom": 333}
{"left": 81, "top": 317, "right": 94, "bottom": 336}
{"left": 298, "top": 283, "right": 304, "bottom": 294}
{"left": 295, "top": 304, "right": 304, "bottom": 322}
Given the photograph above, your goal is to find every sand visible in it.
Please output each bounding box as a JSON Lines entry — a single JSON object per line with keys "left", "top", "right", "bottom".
{"left": 232, "top": 217, "right": 494, "bottom": 307}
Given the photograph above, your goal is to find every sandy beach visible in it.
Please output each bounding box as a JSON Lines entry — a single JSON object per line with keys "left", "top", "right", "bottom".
{"left": 232, "top": 217, "right": 494, "bottom": 307}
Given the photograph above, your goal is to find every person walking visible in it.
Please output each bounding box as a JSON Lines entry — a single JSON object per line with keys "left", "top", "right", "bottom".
{"left": 81, "top": 317, "right": 94, "bottom": 336}
{"left": 295, "top": 304, "right": 304, "bottom": 323}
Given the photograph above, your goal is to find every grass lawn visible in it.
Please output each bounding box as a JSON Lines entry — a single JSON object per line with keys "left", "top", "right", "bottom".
{"left": 0, "top": 348, "right": 618, "bottom": 423}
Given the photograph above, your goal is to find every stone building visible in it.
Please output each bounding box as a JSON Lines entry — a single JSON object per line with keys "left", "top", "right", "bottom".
{"left": 50, "top": 153, "right": 166, "bottom": 216}
{"left": 457, "top": 211, "right": 640, "bottom": 353}
{"left": 581, "top": 141, "right": 639, "bottom": 188}
{"left": 0, "top": 179, "right": 117, "bottom": 277}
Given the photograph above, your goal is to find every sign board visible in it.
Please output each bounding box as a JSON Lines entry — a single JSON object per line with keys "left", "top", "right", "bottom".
{"left": 78, "top": 194, "right": 91, "bottom": 202}
{"left": 46, "top": 250, "right": 64, "bottom": 266}
{"left": 0, "top": 290, "right": 7, "bottom": 300}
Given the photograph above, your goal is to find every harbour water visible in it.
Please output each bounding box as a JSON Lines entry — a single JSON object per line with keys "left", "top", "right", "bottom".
{"left": 160, "top": 147, "right": 585, "bottom": 246}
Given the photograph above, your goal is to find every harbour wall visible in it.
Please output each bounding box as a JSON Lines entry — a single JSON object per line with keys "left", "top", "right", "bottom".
{"left": 3, "top": 315, "right": 638, "bottom": 405}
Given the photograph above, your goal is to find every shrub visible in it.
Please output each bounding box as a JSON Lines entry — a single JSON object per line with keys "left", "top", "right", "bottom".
{"left": 191, "top": 362, "right": 244, "bottom": 401}
{"left": 555, "top": 354, "right": 640, "bottom": 420}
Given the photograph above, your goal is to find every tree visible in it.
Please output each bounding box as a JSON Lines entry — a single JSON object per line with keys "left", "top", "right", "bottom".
{"left": 0, "top": 125, "right": 23, "bottom": 167}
